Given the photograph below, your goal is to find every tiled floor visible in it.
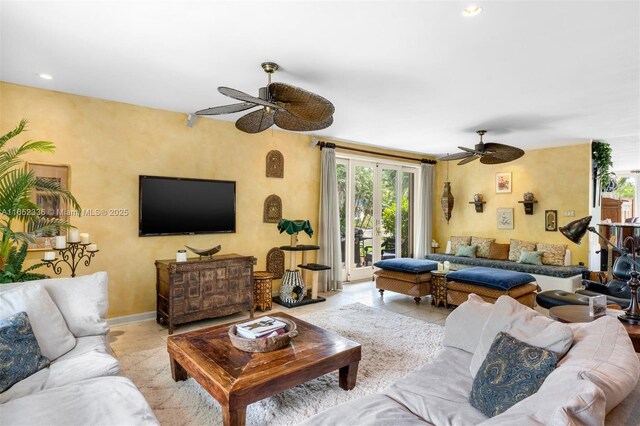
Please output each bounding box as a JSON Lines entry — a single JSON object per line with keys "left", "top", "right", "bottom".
{"left": 108, "top": 280, "right": 454, "bottom": 357}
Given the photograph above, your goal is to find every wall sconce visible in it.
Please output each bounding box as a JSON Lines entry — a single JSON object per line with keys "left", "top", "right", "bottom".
{"left": 469, "top": 193, "right": 486, "bottom": 213}
{"left": 518, "top": 192, "right": 538, "bottom": 215}
{"left": 41, "top": 230, "right": 99, "bottom": 277}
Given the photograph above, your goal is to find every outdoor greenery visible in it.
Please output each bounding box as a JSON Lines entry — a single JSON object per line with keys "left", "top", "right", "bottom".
{"left": 592, "top": 140, "right": 613, "bottom": 188}
{"left": 0, "top": 120, "right": 81, "bottom": 279}
{"left": 614, "top": 177, "right": 636, "bottom": 198}
{"left": 337, "top": 164, "right": 411, "bottom": 257}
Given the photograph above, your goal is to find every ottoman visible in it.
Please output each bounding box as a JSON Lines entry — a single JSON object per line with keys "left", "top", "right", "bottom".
{"left": 373, "top": 258, "right": 439, "bottom": 304}
{"left": 446, "top": 267, "right": 537, "bottom": 308}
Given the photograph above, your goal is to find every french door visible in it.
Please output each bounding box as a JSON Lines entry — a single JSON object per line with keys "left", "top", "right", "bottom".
{"left": 337, "top": 158, "right": 416, "bottom": 282}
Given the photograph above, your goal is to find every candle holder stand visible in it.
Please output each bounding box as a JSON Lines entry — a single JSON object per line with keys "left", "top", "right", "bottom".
{"left": 41, "top": 242, "right": 99, "bottom": 277}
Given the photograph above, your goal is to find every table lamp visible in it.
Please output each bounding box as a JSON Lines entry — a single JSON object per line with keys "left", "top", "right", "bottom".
{"left": 560, "top": 216, "right": 640, "bottom": 325}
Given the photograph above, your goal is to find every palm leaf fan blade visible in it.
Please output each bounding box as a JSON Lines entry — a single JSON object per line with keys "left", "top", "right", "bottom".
{"left": 195, "top": 103, "right": 256, "bottom": 115}
{"left": 274, "top": 110, "right": 333, "bottom": 131}
{"left": 235, "top": 109, "right": 275, "bottom": 133}
{"left": 268, "top": 82, "right": 334, "bottom": 122}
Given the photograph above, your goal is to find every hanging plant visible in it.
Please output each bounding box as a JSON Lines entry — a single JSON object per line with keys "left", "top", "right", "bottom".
{"left": 592, "top": 140, "right": 613, "bottom": 189}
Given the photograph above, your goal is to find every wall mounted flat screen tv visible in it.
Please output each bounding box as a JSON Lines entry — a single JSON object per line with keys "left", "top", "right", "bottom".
{"left": 139, "top": 176, "right": 236, "bottom": 236}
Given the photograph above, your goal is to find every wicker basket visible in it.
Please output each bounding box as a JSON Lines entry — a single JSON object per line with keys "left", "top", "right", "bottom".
{"left": 228, "top": 317, "right": 298, "bottom": 352}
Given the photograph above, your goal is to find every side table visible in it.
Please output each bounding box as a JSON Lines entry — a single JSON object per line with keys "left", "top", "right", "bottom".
{"left": 253, "top": 271, "right": 274, "bottom": 311}
{"left": 549, "top": 305, "right": 640, "bottom": 353}
{"left": 431, "top": 270, "right": 448, "bottom": 308}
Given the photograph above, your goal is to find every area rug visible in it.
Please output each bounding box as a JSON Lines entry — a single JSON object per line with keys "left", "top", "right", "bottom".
{"left": 119, "top": 303, "right": 445, "bottom": 426}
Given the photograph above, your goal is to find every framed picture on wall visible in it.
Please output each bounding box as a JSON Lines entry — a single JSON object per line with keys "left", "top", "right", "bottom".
{"left": 545, "top": 210, "right": 558, "bottom": 231}
{"left": 497, "top": 208, "right": 514, "bottom": 229}
{"left": 25, "top": 163, "right": 70, "bottom": 251}
{"left": 495, "top": 172, "right": 512, "bottom": 193}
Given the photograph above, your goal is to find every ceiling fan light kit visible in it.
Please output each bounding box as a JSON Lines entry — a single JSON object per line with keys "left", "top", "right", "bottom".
{"left": 195, "top": 62, "right": 335, "bottom": 134}
{"left": 439, "top": 130, "right": 525, "bottom": 165}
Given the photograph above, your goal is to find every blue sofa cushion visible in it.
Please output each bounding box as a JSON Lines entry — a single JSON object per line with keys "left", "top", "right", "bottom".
{"left": 446, "top": 267, "right": 535, "bottom": 290}
{"left": 469, "top": 331, "right": 557, "bottom": 417}
{"left": 373, "top": 258, "right": 439, "bottom": 274}
{"left": 0, "top": 311, "right": 50, "bottom": 392}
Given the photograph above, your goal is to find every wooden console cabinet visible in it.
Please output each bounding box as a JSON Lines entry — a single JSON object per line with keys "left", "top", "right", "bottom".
{"left": 155, "top": 254, "right": 255, "bottom": 334}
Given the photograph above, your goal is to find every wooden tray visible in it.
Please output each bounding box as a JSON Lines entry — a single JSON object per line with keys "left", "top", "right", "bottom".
{"left": 228, "top": 317, "right": 298, "bottom": 352}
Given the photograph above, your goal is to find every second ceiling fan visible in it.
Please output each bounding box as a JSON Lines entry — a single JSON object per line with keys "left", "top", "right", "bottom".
{"left": 439, "top": 130, "right": 525, "bottom": 165}
{"left": 195, "top": 62, "right": 335, "bottom": 134}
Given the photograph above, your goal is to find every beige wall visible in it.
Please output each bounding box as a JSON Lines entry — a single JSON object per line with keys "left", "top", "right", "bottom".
{"left": 1, "top": 82, "right": 325, "bottom": 317}
{"left": 432, "top": 144, "right": 591, "bottom": 265}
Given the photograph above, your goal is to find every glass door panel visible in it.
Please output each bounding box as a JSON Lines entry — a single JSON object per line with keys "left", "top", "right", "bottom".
{"left": 351, "top": 163, "right": 375, "bottom": 281}
{"left": 401, "top": 171, "right": 415, "bottom": 258}
{"left": 380, "top": 168, "right": 398, "bottom": 261}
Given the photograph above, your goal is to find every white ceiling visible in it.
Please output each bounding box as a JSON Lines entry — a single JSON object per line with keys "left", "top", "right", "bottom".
{"left": 1, "top": 1, "right": 639, "bottom": 170}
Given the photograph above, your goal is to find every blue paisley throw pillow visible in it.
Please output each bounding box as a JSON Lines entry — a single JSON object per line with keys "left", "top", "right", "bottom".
{"left": 469, "top": 331, "right": 557, "bottom": 417}
{"left": 0, "top": 311, "right": 50, "bottom": 392}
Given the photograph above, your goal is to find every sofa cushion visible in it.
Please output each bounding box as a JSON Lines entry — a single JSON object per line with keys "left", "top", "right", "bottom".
{"left": 470, "top": 295, "right": 573, "bottom": 377}
{"left": 383, "top": 347, "right": 489, "bottom": 425}
{"left": 0, "top": 335, "right": 118, "bottom": 404}
{"left": 471, "top": 237, "right": 495, "bottom": 259}
{"left": 508, "top": 239, "right": 536, "bottom": 262}
{"left": 0, "top": 284, "right": 76, "bottom": 361}
{"left": 299, "top": 393, "right": 426, "bottom": 426}
{"left": 455, "top": 244, "right": 478, "bottom": 258}
{"left": 536, "top": 243, "right": 567, "bottom": 267}
{"left": 562, "top": 317, "right": 640, "bottom": 413}
{"left": 443, "top": 294, "right": 494, "bottom": 354}
{"left": 373, "top": 258, "right": 438, "bottom": 273}
{"left": 446, "top": 267, "right": 535, "bottom": 291}
{"left": 469, "top": 332, "right": 557, "bottom": 417}
{"left": 24, "top": 272, "right": 109, "bottom": 337}
{"left": 0, "top": 312, "right": 50, "bottom": 393}
{"left": 0, "top": 376, "right": 158, "bottom": 426}
{"left": 450, "top": 235, "right": 472, "bottom": 254}
{"left": 488, "top": 242, "right": 510, "bottom": 261}
{"left": 517, "top": 250, "right": 543, "bottom": 265}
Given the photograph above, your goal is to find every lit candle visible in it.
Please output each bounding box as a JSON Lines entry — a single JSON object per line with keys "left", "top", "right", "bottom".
{"left": 68, "top": 229, "right": 80, "bottom": 243}
{"left": 54, "top": 236, "right": 67, "bottom": 249}
{"left": 44, "top": 251, "right": 56, "bottom": 260}
{"left": 80, "top": 233, "right": 90, "bottom": 244}
{"left": 86, "top": 244, "right": 98, "bottom": 252}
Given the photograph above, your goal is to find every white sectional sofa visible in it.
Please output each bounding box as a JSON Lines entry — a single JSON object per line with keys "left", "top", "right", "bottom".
{"left": 0, "top": 272, "right": 158, "bottom": 426}
{"left": 301, "top": 294, "right": 639, "bottom": 425}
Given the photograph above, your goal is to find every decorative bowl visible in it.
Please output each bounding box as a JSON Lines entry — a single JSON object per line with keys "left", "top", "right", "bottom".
{"left": 228, "top": 317, "right": 298, "bottom": 353}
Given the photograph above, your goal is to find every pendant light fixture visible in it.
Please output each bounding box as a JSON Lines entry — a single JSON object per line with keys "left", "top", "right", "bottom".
{"left": 441, "top": 158, "right": 454, "bottom": 223}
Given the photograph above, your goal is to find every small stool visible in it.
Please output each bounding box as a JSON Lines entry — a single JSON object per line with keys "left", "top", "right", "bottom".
{"left": 374, "top": 269, "right": 432, "bottom": 304}
{"left": 253, "top": 271, "right": 274, "bottom": 311}
{"left": 298, "top": 263, "right": 331, "bottom": 299}
{"left": 445, "top": 267, "right": 537, "bottom": 308}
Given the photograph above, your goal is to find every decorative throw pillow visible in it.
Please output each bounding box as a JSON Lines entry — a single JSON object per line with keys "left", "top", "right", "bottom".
{"left": 518, "top": 250, "right": 544, "bottom": 265}
{"left": 488, "top": 242, "right": 510, "bottom": 261}
{"left": 450, "top": 236, "right": 471, "bottom": 254}
{"left": 0, "top": 312, "right": 50, "bottom": 392}
{"left": 536, "top": 243, "right": 567, "bottom": 266}
{"left": 469, "top": 332, "right": 557, "bottom": 417}
{"left": 508, "top": 239, "right": 536, "bottom": 262}
{"left": 471, "top": 237, "right": 495, "bottom": 259}
{"left": 456, "top": 244, "right": 478, "bottom": 258}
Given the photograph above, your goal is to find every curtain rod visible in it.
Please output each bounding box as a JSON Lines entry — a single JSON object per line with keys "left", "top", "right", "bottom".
{"left": 316, "top": 141, "right": 437, "bottom": 164}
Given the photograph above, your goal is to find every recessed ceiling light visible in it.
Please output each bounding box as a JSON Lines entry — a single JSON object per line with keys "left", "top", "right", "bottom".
{"left": 463, "top": 5, "right": 482, "bottom": 17}
{"left": 38, "top": 73, "right": 53, "bottom": 80}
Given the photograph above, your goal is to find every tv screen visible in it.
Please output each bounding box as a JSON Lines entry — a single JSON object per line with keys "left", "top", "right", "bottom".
{"left": 139, "top": 176, "right": 236, "bottom": 236}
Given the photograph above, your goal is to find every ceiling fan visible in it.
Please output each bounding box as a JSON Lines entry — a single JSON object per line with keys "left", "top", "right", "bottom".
{"left": 439, "top": 130, "right": 525, "bottom": 165}
{"left": 195, "top": 62, "right": 335, "bottom": 134}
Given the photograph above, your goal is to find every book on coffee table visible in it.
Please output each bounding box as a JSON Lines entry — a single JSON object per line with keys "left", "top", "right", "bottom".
{"left": 236, "top": 316, "right": 287, "bottom": 339}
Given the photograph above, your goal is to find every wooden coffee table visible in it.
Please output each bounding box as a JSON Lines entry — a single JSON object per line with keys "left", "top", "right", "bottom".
{"left": 549, "top": 305, "right": 640, "bottom": 352}
{"left": 167, "top": 312, "right": 361, "bottom": 426}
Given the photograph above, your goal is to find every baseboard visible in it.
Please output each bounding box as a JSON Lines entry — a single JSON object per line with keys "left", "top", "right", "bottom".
{"left": 107, "top": 311, "right": 156, "bottom": 327}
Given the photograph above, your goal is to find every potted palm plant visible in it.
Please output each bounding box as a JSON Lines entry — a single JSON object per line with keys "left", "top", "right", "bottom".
{"left": 0, "top": 120, "right": 81, "bottom": 281}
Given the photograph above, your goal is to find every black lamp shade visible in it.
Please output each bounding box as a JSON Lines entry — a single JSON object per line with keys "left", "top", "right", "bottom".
{"left": 560, "top": 215, "right": 592, "bottom": 244}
